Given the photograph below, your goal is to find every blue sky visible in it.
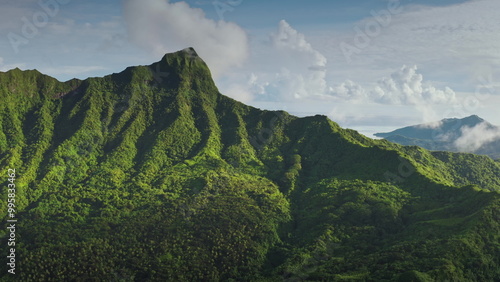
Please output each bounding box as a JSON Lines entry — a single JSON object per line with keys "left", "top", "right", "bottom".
{"left": 1, "top": 0, "right": 500, "bottom": 137}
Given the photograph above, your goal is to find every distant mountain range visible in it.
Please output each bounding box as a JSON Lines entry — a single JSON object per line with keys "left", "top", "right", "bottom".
{"left": 375, "top": 115, "right": 500, "bottom": 159}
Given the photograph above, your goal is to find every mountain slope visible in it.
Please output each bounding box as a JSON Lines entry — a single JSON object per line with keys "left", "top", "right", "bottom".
{"left": 1, "top": 48, "right": 500, "bottom": 281}
{"left": 375, "top": 115, "right": 500, "bottom": 160}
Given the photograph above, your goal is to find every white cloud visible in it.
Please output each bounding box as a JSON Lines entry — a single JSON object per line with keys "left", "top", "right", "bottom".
{"left": 324, "top": 65, "right": 457, "bottom": 123}
{"left": 219, "top": 20, "right": 331, "bottom": 102}
{"left": 415, "top": 120, "right": 443, "bottom": 129}
{"left": 369, "top": 65, "right": 456, "bottom": 105}
{"left": 327, "top": 65, "right": 456, "bottom": 106}
{"left": 122, "top": 0, "right": 249, "bottom": 78}
{"left": 268, "top": 20, "right": 328, "bottom": 99}
{"left": 271, "top": 20, "right": 327, "bottom": 71}
{"left": 454, "top": 122, "right": 500, "bottom": 152}
{"left": 328, "top": 80, "right": 367, "bottom": 103}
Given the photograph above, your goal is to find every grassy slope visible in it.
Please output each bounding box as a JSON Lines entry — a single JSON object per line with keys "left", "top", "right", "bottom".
{"left": 0, "top": 49, "right": 499, "bottom": 281}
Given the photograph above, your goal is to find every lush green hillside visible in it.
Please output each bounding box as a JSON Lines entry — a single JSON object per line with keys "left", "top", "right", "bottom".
{"left": 1, "top": 48, "right": 499, "bottom": 281}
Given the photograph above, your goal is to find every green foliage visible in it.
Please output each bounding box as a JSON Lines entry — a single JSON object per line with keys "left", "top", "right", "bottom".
{"left": 1, "top": 49, "right": 500, "bottom": 281}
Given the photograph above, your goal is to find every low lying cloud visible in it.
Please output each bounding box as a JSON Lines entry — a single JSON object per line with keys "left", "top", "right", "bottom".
{"left": 454, "top": 122, "right": 500, "bottom": 152}
{"left": 123, "top": 0, "right": 249, "bottom": 78}
{"left": 415, "top": 120, "right": 443, "bottom": 129}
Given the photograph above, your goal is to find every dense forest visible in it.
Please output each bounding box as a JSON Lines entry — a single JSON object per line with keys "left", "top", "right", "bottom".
{"left": 1, "top": 48, "right": 499, "bottom": 281}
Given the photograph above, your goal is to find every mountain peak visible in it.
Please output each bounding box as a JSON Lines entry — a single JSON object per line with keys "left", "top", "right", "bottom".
{"left": 131, "top": 48, "right": 215, "bottom": 92}
{"left": 463, "top": 114, "right": 484, "bottom": 124}
{"left": 158, "top": 47, "right": 204, "bottom": 65}
{"left": 153, "top": 48, "right": 209, "bottom": 74}
{"left": 181, "top": 47, "right": 199, "bottom": 57}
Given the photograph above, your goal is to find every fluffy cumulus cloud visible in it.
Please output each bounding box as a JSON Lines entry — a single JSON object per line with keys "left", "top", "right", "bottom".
{"left": 123, "top": 0, "right": 249, "bottom": 78}
{"left": 327, "top": 65, "right": 456, "bottom": 106}
{"left": 454, "top": 122, "right": 500, "bottom": 152}
{"left": 325, "top": 65, "right": 458, "bottom": 122}
{"left": 370, "top": 65, "right": 457, "bottom": 105}
{"left": 328, "top": 80, "right": 367, "bottom": 103}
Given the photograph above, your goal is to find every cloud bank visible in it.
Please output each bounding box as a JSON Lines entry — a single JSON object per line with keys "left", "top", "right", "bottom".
{"left": 123, "top": 0, "right": 249, "bottom": 78}
{"left": 454, "top": 122, "right": 500, "bottom": 152}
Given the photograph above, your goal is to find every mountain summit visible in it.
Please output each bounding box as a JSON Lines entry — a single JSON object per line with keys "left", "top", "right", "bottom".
{"left": 375, "top": 115, "right": 500, "bottom": 159}
{"left": 1, "top": 50, "right": 500, "bottom": 281}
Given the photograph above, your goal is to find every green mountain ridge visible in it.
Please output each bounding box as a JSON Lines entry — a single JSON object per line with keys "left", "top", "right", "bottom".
{"left": 1, "top": 48, "right": 500, "bottom": 281}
